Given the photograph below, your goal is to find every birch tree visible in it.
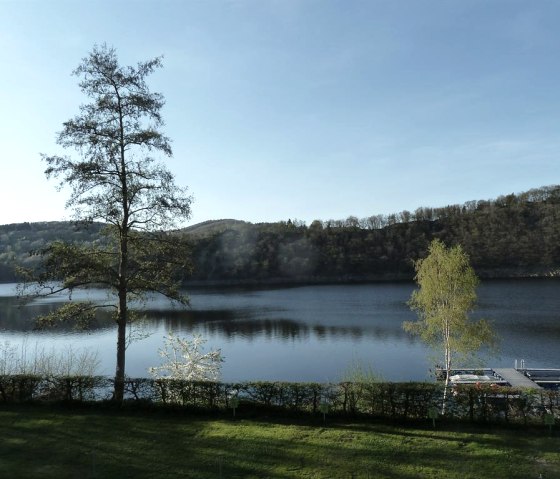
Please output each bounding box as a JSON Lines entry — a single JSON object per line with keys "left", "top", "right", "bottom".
{"left": 403, "top": 239, "right": 495, "bottom": 411}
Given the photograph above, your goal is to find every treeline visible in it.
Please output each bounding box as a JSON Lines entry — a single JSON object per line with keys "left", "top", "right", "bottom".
{"left": 2, "top": 185, "right": 560, "bottom": 283}
{"left": 187, "top": 185, "right": 560, "bottom": 282}
{"left": 0, "top": 222, "right": 106, "bottom": 282}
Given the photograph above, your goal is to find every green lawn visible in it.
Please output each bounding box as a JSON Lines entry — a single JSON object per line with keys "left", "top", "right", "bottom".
{"left": 0, "top": 405, "right": 558, "bottom": 478}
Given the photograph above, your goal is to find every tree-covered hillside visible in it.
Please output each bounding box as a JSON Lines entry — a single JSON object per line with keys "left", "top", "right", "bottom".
{"left": 186, "top": 185, "right": 560, "bottom": 283}
{"left": 0, "top": 222, "right": 106, "bottom": 282}
{"left": 2, "top": 185, "right": 560, "bottom": 284}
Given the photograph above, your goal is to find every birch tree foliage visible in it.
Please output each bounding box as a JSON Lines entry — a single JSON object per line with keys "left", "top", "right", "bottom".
{"left": 403, "top": 239, "right": 495, "bottom": 374}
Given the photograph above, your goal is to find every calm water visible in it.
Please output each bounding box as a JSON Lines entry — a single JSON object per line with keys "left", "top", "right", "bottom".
{"left": 0, "top": 280, "right": 559, "bottom": 382}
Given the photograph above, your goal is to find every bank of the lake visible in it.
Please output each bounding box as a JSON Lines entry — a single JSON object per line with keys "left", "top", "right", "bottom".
{"left": 181, "top": 265, "right": 560, "bottom": 289}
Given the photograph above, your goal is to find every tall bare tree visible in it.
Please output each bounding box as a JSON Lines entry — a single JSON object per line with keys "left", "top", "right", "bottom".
{"left": 22, "top": 44, "right": 192, "bottom": 403}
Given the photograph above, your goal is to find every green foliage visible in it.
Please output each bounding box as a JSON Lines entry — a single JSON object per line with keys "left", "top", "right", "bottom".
{"left": 183, "top": 184, "right": 560, "bottom": 282}
{"left": 339, "top": 361, "right": 383, "bottom": 415}
{"left": 404, "top": 240, "right": 496, "bottom": 380}
{"left": 5, "top": 185, "right": 560, "bottom": 284}
{"left": 34, "top": 302, "right": 100, "bottom": 329}
{"left": 0, "top": 222, "right": 106, "bottom": 282}
{"left": 341, "top": 359, "right": 382, "bottom": 383}
{"left": 21, "top": 44, "right": 193, "bottom": 403}
{"left": 1, "top": 374, "right": 559, "bottom": 427}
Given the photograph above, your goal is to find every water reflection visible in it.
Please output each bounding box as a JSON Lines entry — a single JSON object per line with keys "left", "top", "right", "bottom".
{"left": 0, "top": 297, "right": 114, "bottom": 333}
{"left": 140, "top": 308, "right": 412, "bottom": 342}
{"left": 1, "top": 280, "right": 560, "bottom": 381}
{"left": 1, "top": 297, "right": 409, "bottom": 343}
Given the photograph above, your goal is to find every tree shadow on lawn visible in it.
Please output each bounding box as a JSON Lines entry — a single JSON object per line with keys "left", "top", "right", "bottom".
{"left": 333, "top": 420, "right": 560, "bottom": 478}
{"left": 0, "top": 406, "right": 558, "bottom": 479}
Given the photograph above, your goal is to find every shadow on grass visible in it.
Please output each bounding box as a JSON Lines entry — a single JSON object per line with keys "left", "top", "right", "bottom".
{"left": 0, "top": 404, "right": 558, "bottom": 479}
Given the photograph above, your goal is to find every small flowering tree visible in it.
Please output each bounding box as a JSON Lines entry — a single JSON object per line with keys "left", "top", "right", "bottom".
{"left": 148, "top": 333, "right": 223, "bottom": 381}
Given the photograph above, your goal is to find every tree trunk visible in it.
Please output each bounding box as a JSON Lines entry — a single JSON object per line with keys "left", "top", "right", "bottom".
{"left": 442, "top": 320, "right": 451, "bottom": 414}
{"left": 114, "top": 288, "right": 127, "bottom": 403}
{"left": 114, "top": 90, "right": 129, "bottom": 405}
{"left": 114, "top": 221, "right": 129, "bottom": 404}
{"left": 442, "top": 368, "right": 450, "bottom": 415}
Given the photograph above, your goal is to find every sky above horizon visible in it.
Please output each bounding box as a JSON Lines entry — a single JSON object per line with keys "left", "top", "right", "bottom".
{"left": 1, "top": 0, "right": 559, "bottom": 227}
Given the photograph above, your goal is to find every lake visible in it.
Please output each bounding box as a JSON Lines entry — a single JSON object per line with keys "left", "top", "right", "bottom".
{"left": 0, "top": 279, "right": 559, "bottom": 382}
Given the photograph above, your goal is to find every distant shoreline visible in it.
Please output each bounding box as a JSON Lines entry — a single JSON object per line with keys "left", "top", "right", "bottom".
{"left": 183, "top": 269, "right": 560, "bottom": 289}
{"left": 2, "top": 268, "right": 558, "bottom": 288}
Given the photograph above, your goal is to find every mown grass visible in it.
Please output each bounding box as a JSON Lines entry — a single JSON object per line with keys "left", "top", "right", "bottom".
{"left": 0, "top": 404, "right": 558, "bottom": 478}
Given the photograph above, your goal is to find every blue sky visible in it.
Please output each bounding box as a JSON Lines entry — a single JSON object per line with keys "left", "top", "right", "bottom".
{"left": 1, "top": 0, "right": 559, "bottom": 226}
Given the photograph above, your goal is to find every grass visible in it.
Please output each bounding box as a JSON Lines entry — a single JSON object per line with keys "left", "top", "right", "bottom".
{"left": 0, "top": 404, "right": 558, "bottom": 478}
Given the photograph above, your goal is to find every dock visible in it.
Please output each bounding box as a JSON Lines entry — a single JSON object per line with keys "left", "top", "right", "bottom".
{"left": 440, "top": 367, "right": 560, "bottom": 389}
{"left": 491, "top": 368, "right": 542, "bottom": 389}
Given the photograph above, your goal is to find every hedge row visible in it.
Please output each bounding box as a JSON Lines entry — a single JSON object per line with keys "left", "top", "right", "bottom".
{"left": 0, "top": 375, "right": 558, "bottom": 425}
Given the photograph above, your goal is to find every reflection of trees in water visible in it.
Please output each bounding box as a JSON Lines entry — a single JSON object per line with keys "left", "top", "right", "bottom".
{"left": 196, "top": 319, "right": 308, "bottom": 342}
{"left": 141, "top": 308, "right": 413, "bottom": 342}
{"left": 1, "top": 299, "right": 415, "bottom": 342}
{"left": 0, "top": 298, "right": 114, "bottom": 332}
{"left": 0, "top": 298, "right": 38, "bottom": 331}
{"left": 311, "top": 324, "right": 414, "bottom": 342}
{"left": 491, "top": 319, "right": 560, "bottom": 338}
{"left": 156, "top": 312, "right": 308, "bottom": 341}
{"left": 311, "top": 325, "right": 362, "bottom": 340}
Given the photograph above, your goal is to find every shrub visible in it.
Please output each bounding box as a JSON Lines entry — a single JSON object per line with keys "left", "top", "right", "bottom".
{"left": 0, "top": 374, "right": 557, "bottom": 426}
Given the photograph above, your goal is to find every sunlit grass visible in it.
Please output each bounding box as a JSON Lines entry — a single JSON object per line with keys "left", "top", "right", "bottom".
{"left": 0, "top": 405, "right": 558, "bottom": 478}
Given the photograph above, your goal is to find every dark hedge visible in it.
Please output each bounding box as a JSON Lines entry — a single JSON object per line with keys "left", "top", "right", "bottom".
{"left": 0, "top": 375, "right": 557, "bottom": 425}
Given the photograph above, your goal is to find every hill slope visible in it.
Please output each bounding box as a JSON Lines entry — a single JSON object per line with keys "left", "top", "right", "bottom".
{"left": 2, "top": 185, "right": 560, "bottom": 283}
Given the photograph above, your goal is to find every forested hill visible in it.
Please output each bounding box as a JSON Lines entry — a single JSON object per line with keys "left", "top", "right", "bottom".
{"left": 0, "top": 222, "right": 106, "bottom": 282}
{"left": 2, "top": 185, "right": 560, "bottom": 284}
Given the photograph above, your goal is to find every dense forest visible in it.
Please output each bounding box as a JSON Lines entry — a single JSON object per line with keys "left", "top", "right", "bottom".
{"left": 2, "top": 185, "right": 560, "bottom": 284}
